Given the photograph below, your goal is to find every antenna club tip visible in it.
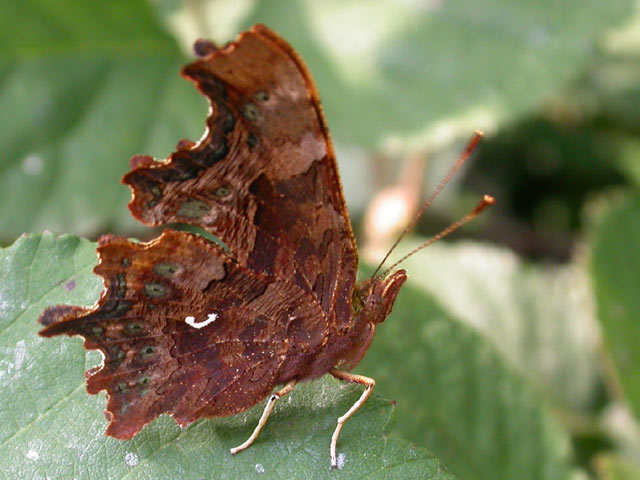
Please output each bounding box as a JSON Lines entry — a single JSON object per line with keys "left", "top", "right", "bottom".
{"left": 483, "top": 194, "right": 495, "bottom": 205}
{"left": 471, "top": 195, "right": 495, "bottom": 215}
{"left": 466, "top": 131, "right": 484, "bottom": 151}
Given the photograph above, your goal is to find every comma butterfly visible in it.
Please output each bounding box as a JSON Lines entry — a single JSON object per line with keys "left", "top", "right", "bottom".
{"left": 38, "top": 24, "right": 492, "bottom": 467}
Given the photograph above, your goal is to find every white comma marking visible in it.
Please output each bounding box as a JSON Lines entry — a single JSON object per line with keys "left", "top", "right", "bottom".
{"left": 185, "top": 313, "right": 218, "bottom": 329}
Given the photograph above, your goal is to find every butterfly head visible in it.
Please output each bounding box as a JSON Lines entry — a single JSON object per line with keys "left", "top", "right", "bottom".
{"left": 356, "top": 269, "right": 407, "bottom": 325}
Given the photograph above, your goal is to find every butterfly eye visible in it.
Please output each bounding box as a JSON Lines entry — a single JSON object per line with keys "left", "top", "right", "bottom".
{"left": 214, "top": 186, "right": 231, "bottom": 197}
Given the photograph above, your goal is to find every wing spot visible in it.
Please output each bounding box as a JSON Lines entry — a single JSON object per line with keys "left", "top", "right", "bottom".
{"left": 141, "top": 345, "right": 155, "bottom": 359}
{"left": 214, "top": 186, "right": 231, "bottom": 197}
{"left": 247, "top": 132, "right": 258, "bottom": 148}
{"left": 144, "top": 282, "right": 166, "bottom": 298}
{"left": 138, "top": 376, "right": 151, "bottom": 387}
{"left": 103, "top": 299, "right": 132, "bottom": 318}
{"left": 242, "top": 102, "right": 260, "bottom": 123}
{"left": 91, "top": 326, "right": 104, "bottom": 336}
{"left": 153, "top": 262, "right": 179, "bottom": 278}
{"left": 185, "top": 313, "right": 218, "bottom": 329}
{"left": 126, "top": 323, "right": 143, "bottom": 334}
{"left": 115, "top": 273, "right": 127, "bottom": 298}
{"left": 253, "top": 90, "right": 269, "bottom": 101}
{"left": 178, "top": 199, "right": 211, "bottom": 219}
{"left": 109, "top": 345, "right": 126, "bottom": 370}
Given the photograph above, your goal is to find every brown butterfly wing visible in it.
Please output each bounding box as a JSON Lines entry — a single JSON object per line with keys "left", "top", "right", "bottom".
{"left": 123, "top": 25, "right": 358, "bottom": 325}
{"left": 39, "top": 25, "right": 359, "bottom": 437}
{"left": 40, "top": 230, "right": 327, "bottom": 438}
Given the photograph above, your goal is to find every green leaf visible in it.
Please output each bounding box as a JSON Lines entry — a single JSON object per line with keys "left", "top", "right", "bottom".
{"left": 616, "top": 136, "right": 640, "bottom": 187}
{"left": 195, "top": 0, "right": 632, "bottom": 151}
{"left": 0, "top": 1, "right": 206, "bottom": 241}
{"left": 356, "top": 249, "right": 573, "bottom": 480}
{"left": 575, "top": 12, "right": 640, "bottom": 161}
{"left": 591, "top": 193, "right": 640, "bottom": 418}
{"left": 0, "top": 233, "right": 454, "bottom": 479}
{"left": 595, "top": 453, "right": 640, "bottom": 480}
{"left": 379, "top": 241, "right": 602, "bottom": 415}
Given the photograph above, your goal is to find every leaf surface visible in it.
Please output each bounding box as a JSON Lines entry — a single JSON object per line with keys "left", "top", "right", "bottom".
{"left": 591, "top": 194, "right": 640, "bottom": 418}
{"left": 383, "top": 241, "right": 602, "bottom": 415}
{"left": 0, "top": 0, "right": 205, "bottom": 241}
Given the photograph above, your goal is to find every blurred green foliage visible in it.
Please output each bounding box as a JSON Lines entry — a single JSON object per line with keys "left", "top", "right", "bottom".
{"left": 2, "top": 0, "right": 640, "bottom": 479}
{"left": 592, "top": 195, "right": 640, "bottom": 419}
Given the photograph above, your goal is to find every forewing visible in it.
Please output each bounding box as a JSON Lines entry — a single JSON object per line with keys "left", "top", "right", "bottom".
{"left": 39, "top": 230, "right": 326, "bottom": 438}
{"left": 123, "top": 25, "right": 358, "bottom": 324}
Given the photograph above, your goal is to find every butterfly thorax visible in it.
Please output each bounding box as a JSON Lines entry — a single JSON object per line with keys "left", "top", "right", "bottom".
{"left": 275, "top": 269, "right": 407, "bottom": 382}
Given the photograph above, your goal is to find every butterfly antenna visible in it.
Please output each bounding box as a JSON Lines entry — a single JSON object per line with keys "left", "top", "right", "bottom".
{"left": 371, "top": 130, "right": 484, "bottom": 279}
{"left": 377, "top": 195, "right": 495, "bottom": 280}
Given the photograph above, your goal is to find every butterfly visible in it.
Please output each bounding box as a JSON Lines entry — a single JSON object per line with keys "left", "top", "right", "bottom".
{"left": 38, "top": 24, "right": 492, "bottom": 467}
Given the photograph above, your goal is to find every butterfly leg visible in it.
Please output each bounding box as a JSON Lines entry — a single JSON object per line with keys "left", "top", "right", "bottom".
{"left": 329, "top": 369, "right": 375, "bottom": 468}
{"left": 229, "top": 379, "right": 297, "bottom": 455}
